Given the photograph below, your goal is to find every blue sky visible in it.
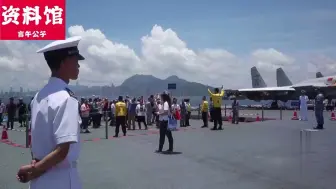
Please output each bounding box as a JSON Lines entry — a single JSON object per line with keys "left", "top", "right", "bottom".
{"left": 3, "top": 0, "right": 336, "bottom": 90}
{"left": 66, "top": 0, "right": 336, "bottom": 56}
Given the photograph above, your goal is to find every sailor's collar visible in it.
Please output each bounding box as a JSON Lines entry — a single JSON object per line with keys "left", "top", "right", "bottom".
{"left": 48, "top": 77, "right": 68, "bottom": 88}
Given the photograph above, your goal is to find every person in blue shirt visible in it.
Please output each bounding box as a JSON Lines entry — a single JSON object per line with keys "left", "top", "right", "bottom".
{"left": 314, "top": 89, "right": 325, "bottom": 130}
{"left": 209, "top": 97, "right": 214, "bottom": 122}
{"left": 180, "top": 99, "right": 186, "bottom": 127}
{"left": 128, "top": 98, "right": 137, "bottom": 130}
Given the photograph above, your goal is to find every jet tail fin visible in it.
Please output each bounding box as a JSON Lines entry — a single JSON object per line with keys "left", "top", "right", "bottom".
{"left": 276, "top": 68, "right": 293, "bottom": 86}
{"left": 316, "top": 72, "right": 323, "bottom": 78}
{"left": 251, "top": 66, "right": 267, "bottom": 88}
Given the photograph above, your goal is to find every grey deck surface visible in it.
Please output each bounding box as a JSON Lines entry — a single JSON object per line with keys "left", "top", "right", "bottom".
{"left": 1, "top": 110, "right": 335, "bottom": 189}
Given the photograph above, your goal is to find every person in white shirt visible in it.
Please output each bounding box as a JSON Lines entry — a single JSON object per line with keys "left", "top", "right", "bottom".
{"left": 80, "top": 100, "right": 91, "bottom": 133}
{"left": 98, "top": 99, "right": 103, "bottom": 126}
{"left": 0, "top": 99, "right": 5, "bottom": 124}
{"left": 16, "top": 36, "right": 84, "bottom": 189}
{"left": 155, "top": 91, "right": 174, "bottom": 153}
{"left": 109, "top": 100, "right": 116, "bottom": 126}
{"left": 146, "top": 98, "right": 153, "bottom": 125}
{"left": 136, "top": 100, "right": 147, "bottom": 130}
{"left": 299, "top": 90, "right": 309, "bottom": 121}
{"left": 154, "top": 99, "right": 160, "bottom": 128}
{"left": 171, "top": 98, "right": 180, "bottom": 112}
{"left": 171, "top": 98, "right": 180, "bottom": 130}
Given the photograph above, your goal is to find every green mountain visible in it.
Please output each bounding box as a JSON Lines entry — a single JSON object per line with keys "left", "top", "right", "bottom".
{"left": 116, "top": 74, "right": 214, "bottom": 96}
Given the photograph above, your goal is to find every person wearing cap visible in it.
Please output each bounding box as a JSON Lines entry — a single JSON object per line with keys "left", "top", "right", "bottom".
{"left": 16, "top": 36, "right": 84, "bottom": 189}
{"left": 299, "top": 90, "right": 308, "bottom": 121}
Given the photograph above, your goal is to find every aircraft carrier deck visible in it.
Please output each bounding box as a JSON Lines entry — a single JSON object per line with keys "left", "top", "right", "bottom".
{"left": 1, "top": 110, "right": 335, "bottom": 189}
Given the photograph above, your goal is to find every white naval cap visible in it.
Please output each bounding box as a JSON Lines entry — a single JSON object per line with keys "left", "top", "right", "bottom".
{"left": 36, "top": 36, "right": 85, "bottom": 60}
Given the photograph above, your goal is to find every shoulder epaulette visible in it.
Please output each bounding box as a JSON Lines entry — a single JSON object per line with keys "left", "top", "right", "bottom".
{"left": 65, "top": 87, "right": 81, "bottom": 114}
{"left": 65, "top": 87, "right": 76, "bottom": 99}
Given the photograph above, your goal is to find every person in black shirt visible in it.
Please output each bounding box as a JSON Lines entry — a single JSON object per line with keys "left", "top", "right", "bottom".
{"left": 6, "top": 97, "right": 16, "bottom": 130}
{"left": 17, "top": 98, "right": 27, "bottom": 127}
{"left": 91, "top": 98, "right": 99, "bottom": 128}
{"left": 88, "top": 98, "right": 93, "bottom": 125}
{"left": 28, "top": 97, "right": 33, "bottom": 113}
{"left": 0, "top": 99, "right": 4, "bottom": 124}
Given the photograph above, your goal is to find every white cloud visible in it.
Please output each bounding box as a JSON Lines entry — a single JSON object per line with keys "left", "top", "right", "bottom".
{"left": 0, "top": 24, "right": 335, "bottom": 91}
{"left": 251, "top": 48, "right": 295, "bottom": 71}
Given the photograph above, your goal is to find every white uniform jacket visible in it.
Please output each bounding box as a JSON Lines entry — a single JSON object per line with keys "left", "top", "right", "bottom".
{"left": 30, "top": 77, "right": 82, "bottom": 189}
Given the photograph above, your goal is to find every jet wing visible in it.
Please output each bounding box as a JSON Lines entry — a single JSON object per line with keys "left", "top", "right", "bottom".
{"left": 292, "top": 83, "right": 326, "bottom": 89}
{"left": 237, "top": 86, "right": 296, "bottom": 101}
{"left": 292, "top": 82, "right": 336, "bottom": 97}
{"left": 238, "top": 86, "right": 295, "bottom": 92}
{"left": 292, "top": 76, "right": 336, "bottom": 89}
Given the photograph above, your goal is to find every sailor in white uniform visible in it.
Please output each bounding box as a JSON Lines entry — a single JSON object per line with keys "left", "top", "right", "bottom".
{"left": 299, "top": 90, "right": 309, "bottom": 121}
{"left": 16, "top": 36, "right": 84, "bottom": 189}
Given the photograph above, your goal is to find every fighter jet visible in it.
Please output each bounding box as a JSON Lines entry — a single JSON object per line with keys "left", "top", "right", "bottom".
{"left": 316, "top": 72, "right": 323, "bottom": 78}
{"left": 251, "top": 66, "right": 267, "bottom": 88}
{"left": 276, "top": 68, "right": 293, "bottom": 87}
{"left": 238, "top": 68, "right": 332, "bottom": 101}
{"left": 277, "top": 68, "right": 324, "bottom": 87}
{"left": 224, "top": 66, "right": 267, "bottom": 98}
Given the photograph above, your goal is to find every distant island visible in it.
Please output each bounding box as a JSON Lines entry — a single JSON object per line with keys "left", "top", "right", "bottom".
{"left": 70, "top": 74, "right": 215, "bottom": 97}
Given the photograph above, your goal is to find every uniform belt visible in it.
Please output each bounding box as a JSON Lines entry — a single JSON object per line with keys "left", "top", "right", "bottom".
{"left": 34, "top": 158, "right": 77, "bottom": 169}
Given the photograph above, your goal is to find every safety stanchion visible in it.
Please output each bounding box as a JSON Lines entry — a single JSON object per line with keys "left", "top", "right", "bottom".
{"left": 105, "top": 111, "right": 109, "bottom": 139}
{"left": 261, "top": 105, "right": 264, "bottom": 121}
{"left": 198, "top": 104, "right": 201, "bottom": 120}
{"left": 330, "top": 111, "right": 336, "bottom": 121}
{"left": 224, "top": 104, "right": 227, "bottom": 117}
{"left": 23, "top": 111, "right": 31, "bottom": 148}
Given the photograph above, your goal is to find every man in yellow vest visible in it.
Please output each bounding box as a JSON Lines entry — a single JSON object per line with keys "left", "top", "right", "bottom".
{"left": 208, "top": 86, "right": 224, "bottom": 130}
{"left": 201, "top": 96, "right": 209, "bottom": 128}
{"left": 114, "top": 96, "right": 127, "bottom": 137}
